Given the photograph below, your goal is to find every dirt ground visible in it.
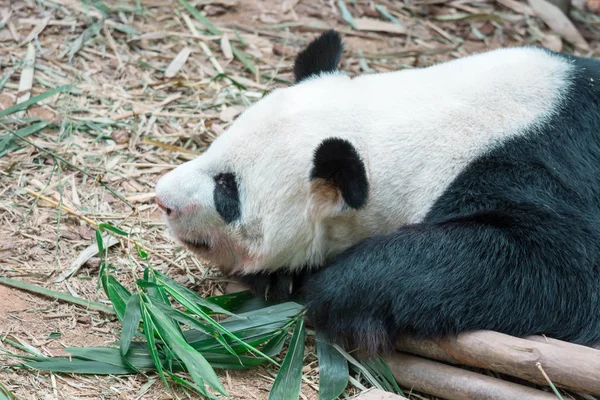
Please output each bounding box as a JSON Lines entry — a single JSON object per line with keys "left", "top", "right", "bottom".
{"left": 2, "top": 0, "right": 600, "bottom": 399}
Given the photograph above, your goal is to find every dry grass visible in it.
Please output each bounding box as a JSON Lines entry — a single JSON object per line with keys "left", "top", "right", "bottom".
{"left": 1, "top": 0, "right": 600, "bottom": 399}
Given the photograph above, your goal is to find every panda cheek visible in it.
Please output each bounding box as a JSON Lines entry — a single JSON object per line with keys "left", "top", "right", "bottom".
{"left": 182, "top": 203, "right": 200, "bottom": 215}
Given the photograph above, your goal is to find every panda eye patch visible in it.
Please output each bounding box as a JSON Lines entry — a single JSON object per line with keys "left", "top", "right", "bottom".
{"left": 213, "top": 172, "right": 241, "bottom": 223}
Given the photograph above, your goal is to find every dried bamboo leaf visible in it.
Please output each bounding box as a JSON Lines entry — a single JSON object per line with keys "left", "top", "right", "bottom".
{"left": 164, "top": 47, "right": 192, "bottom": 78}
{"left": 375, "top": 4, "right": 405, "bottom": 27}
{"left": 220, "top": 33, "right": 234, "bottom": 61}
{"left": 16, "top": 43, "right": 35, "bottom": 118}
{"left": 354, "top": 17, "right": 407, "bottom": 34}
{"left": 528, "top": 0, "right": 589, "bottom": 51}
{"left": 54, "top": 235, "right": 120, "bottom": 282}
{"left": 541, "top": 34, "right": 563, "bottom": 51}
{"left": 63, "top": 20, "right": 104, "bottom": 62}
{"left": 219, "top": 105, "right": 244, "bottom": 122}
{"left": 497, "top": 0, "right": 535, "bottom": 14}
{"left": 19, "top": 16, "right": 51, "bottom": 46}
{"left": 338, "top": 0, "right": 358, "bottom": 29}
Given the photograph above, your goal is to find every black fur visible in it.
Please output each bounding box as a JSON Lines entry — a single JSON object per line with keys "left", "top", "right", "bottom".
{"left": 233, "top": 270, "right": 308, "bottom": 301}
{"left": 213, "top": 172, "right": 240, "bottom": 223}
{"left": 310, "top": 137, "right": 369, "bottom": 209}
{"left": 304, "top": 51, "right": 600, "bottom": 354}
{"left": 293, "top": 30, "right": 343, "bottom": 83}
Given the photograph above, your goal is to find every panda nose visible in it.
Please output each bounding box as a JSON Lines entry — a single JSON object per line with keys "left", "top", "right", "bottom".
{"left": 155, "top": 196, "right": 173, "bottom": 216}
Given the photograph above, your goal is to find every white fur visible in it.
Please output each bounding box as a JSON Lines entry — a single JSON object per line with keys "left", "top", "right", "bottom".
{"left": 155, "top": 46, "right": 573, "bottom": 274}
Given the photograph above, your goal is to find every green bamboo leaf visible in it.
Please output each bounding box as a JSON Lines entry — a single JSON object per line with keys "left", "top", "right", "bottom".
{"left": 101, "top": 274, "right": 132, "bottom": 322}
{"left": 148, "top": 300, "right": 239, "bottom": 358}
{"left": 98, "top": 222, "right": 129, "bottom": 237}
{"left": 65, "top": 346, "right": 161, "bottom": 371}
{"left": 68, "top": 342, "right": 268, "bottom": 371}
{"left": 359, "top": 359, "right": 392, "bottom": 392}
{"left": 24, "top": 358, "right": 135, "bottom": 375}
{"left": 0, "top": 381, "right": 14, "bottom": 400}
{"left": 191, "top": 329, "right": 279, "bottom": 354}
{"left": 156, "top": 277, "right": 277, "bottom": 364}
{"left": 202, "top": 352, "right": 267, "bottom": 369}
{"left": 261, "top": 327, "right": 291, "bottom": 356}
{"left": 0, "top": 277, "right": 113, "bottom": 314}
{"left": 177, "top": 0, "right": 221, "bottom": 35}
{"left": 135, "top": 243, "right": 148, "bottom": 259}
{"left": 116, "top": 302, "right": 299, "bottom": 354}
{"left": 231, "top": 45, "right": 257, "bottom": 75}
{"left": 141, "top": 302, "right": 169, "bottom": 388}
{"left": 333, "top": 344, "right": 384, "bottom": 391}
{"left": 96, "top": 229, "right": 104, "bottom": 255}
{"left": 0, "top": 84, "right": 74, "bottom": 119}
{"left": 361, "top": 356, "right": 404, "bottom": 396}
{"left": 268, "top": 318, "right": 306, "bottom": 400}
{"left": 317, "top": 333, "right": 348, "bottom": 400}
{"left": 184, "top": 302, "right": 303, "bottom": 345}
{"left": 205, "top": 290, "right": 253, "bottom": 312}
{"left": 165, "top": 371, "right": 221, "bottom": 400}
{"left": 146, "top": 302, "right": 228, "bottom": 396}
{"left": 0, "top": 121, "right": 50, "bottom": 158}
{"left": 211, "top": 74, "right": 248, "bottom": 91}
{"left": 154, "top": 271, "right": 236, "bottom": 316}
{"left": 142, "top": 269, "right": 171, "bottom": 306}
{"left": 121, "top": 293, "right": 142, "bottom": 357}
{"left": 150, "top": 300, "right": 215, "bottom": 335}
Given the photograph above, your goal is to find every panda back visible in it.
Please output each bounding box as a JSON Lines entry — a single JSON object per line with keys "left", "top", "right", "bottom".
{"left": 352, "top": 47, "right": 596, "bottom": 229}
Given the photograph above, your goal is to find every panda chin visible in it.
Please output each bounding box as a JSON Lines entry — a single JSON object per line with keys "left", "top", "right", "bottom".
{"left": 181, "top": 238, "right": 211, "bottom": 252}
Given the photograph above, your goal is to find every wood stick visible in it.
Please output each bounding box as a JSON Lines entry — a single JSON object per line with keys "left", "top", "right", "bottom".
{"left": 396, "top": 330, "right": 600, "bottom": 395}
{"left": 384, "top": 352, "right": 556, "bottom": 400}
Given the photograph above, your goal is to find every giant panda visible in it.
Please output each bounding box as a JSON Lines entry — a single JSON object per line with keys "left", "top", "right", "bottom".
{"left": 155, "top": 30, "right": 600, "bottom": 354}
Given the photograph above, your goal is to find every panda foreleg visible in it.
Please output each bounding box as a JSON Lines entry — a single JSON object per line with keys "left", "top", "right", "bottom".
{"left": 232, "top": 269, "right": 309, "bottom": 301}
{"left": 303, "top": 211, "right": 600, "bottom": 354}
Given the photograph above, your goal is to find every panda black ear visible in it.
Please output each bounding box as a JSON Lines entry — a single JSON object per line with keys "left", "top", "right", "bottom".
{"left": 310, "top": 138, "right": 368, "bottom": 209}
{"left": 294, "top": 30, "right": 343, "bottom": 84}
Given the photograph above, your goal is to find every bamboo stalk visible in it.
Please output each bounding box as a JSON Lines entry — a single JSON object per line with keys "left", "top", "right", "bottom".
{"left": 384, "top": 352, "right": 556, "bottom": 400}
{"left": 395, "top": 330, "right": 600, "bottom": 395}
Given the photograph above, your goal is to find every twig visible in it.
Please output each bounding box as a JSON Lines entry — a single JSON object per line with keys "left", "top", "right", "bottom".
{"left": 23, "top": 187, "right": 96, "bottom": 225}
{"left": 536, "top": 362, "right": 564, "bottom": 400}
{"left": 24, "top": 188, "right": 185, "bottom": 271}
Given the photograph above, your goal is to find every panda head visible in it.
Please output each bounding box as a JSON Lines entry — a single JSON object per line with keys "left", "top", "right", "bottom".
{"left": 155, "top": 31, "right": 371, "bottom": 274}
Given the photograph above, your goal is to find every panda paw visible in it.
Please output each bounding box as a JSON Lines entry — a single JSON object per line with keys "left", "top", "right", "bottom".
{"left": 233, "top": 270, "right": 308, "bottom": 301}
{"left": 303, "top": 259, "right": 401, "bottom": 354}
